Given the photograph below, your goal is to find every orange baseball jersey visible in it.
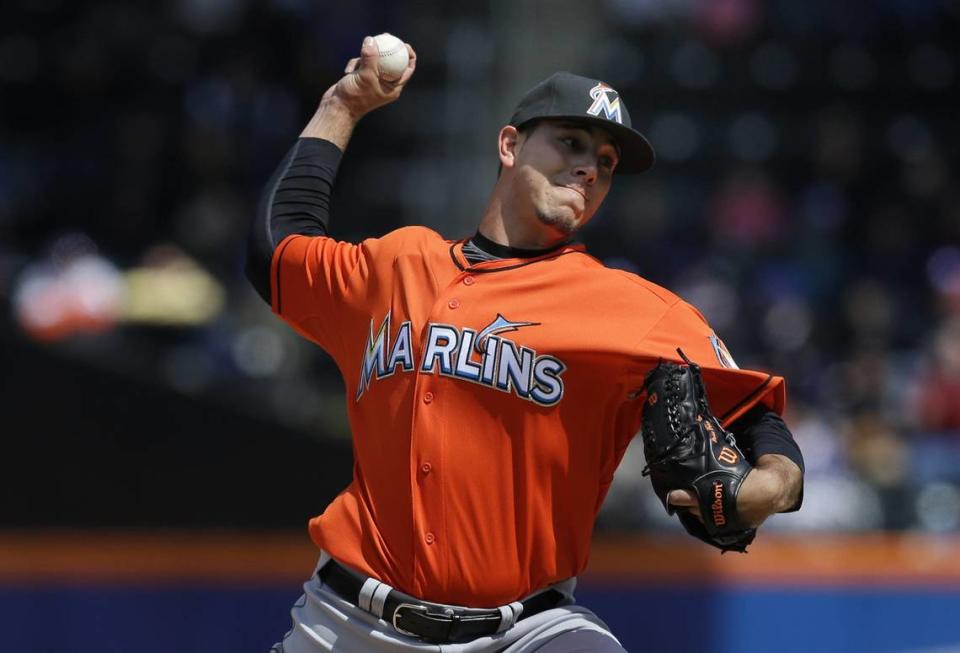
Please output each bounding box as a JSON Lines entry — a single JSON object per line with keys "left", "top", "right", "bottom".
{"left": 270, "top": 226, "right": 785, "bottom": 607}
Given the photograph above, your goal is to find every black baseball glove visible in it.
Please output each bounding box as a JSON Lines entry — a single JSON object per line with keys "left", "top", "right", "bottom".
{"left": 640, "top": 349, "right": 756, "bottom": 553}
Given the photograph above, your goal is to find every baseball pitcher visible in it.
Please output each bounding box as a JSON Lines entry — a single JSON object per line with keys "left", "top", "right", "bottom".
{"left": 245, "top": 35, "right": 805, "bottom": 652}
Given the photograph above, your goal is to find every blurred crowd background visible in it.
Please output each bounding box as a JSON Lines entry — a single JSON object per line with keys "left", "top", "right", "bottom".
{"left": 2, "top": 0, "right": 959, "bottom": 536}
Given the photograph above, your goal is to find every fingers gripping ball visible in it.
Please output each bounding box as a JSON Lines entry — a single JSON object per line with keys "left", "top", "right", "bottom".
{"left": 640, "top": 349, "right": 757, "bottom": 553}
{"left": 373, "top": 33, "right": 409, "bottom": 81}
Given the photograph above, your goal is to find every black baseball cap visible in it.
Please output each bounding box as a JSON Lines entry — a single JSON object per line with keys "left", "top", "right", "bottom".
{"left": 508, "top": 72, "right": 655, "bottom": 174}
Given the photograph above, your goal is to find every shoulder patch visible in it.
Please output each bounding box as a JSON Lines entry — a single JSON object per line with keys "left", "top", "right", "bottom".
{"left": 709, "top": 335, "right": 739, "bottom": 369}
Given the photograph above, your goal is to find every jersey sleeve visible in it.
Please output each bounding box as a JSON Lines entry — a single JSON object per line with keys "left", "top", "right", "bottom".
{"left": 640, "top": 299, "right": 786, "bottom": 426}
{"left": 269, "top": 233, "right": 383, "bottom": 360}
{"left": 246, "top": 138, "right": 341, "bottom": 305}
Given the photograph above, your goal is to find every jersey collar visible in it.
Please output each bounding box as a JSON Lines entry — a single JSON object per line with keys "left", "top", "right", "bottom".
{"left": 469, "top": 231, "right": 570, "bottom": 259}
{"left": 449, "top": 238, "right": 587, "bottom": 273}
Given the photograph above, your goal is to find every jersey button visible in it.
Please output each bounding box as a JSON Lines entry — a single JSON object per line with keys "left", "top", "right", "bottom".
{"left": 462, "top": 276, "right": 475, "bottom": 286}
{"left": 423, "top": 391, "right": 434, "bottom": 404}
{"left": 425, "top": 532, "right": 435, "bottom": 545}
{"left": 421, "top": 462, "right": 432, "bottom": 474}
{"left": 448, "top": 298, "right": 460, "bottom": 309}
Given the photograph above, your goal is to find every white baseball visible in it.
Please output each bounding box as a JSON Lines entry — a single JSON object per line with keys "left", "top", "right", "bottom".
{"left": 373, "top": 33, "right": 409, "bottom": 81}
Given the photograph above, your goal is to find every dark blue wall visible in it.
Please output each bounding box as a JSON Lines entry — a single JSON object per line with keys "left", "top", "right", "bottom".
{"left": 2, "top": 582, "right": 956, "bottom": 653}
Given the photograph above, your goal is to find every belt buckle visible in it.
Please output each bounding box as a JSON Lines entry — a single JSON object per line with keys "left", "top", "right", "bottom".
{"left": 392, "top": 603, "right": 431, "bottom": 638}
{"left": 393, "top": 603, "right": 462, "bottom": 642}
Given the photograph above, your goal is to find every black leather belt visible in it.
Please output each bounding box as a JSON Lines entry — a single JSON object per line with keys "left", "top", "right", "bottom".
{"left": 318, "top": 560, "right": 564, "bottom": 644}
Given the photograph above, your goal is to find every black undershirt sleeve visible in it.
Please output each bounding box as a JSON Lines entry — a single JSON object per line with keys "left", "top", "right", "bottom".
{"left": 729, "top": 404, "right": 805, "bottom": 512}
{"left": 245, "top": 137, "right": 343, "bottom": 305}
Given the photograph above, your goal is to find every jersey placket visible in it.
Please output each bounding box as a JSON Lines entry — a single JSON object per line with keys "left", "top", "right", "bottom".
{"left": 408, "top": 273, "right": 476, "bottom": 593}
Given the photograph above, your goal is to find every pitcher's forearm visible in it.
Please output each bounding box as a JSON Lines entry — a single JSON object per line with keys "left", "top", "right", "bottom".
{"left": 755, "top": 454, "right": 803, "bottom": 512}
{"left": 737, "top": 454, "right": 803, "bottom": 525}
{"left": 300, "top": 98, "right": 360, "bottom": 151}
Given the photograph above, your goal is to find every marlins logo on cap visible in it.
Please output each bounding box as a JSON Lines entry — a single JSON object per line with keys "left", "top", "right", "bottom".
{"left": 586, "top": 82, "right": 622, "bottom": 124}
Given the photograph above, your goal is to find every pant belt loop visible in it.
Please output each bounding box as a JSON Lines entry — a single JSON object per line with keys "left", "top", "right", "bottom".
{"left": 370, "top": 583, "right": 392, "bottom": 618}
{"left": 358, "top": 577, "right": 381, "bottom": 614}
{"left": 496, "top": 601, "right": 524, "bottom": 633}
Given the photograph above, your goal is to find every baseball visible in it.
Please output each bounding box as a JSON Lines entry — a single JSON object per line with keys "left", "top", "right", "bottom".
{"left": 373, "top": 33, "right": 409, "bottom": 81}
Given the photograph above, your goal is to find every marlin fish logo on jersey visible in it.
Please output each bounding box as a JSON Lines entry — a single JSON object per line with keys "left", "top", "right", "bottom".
{"left": 356, "top": 312, "right": 566, "bottom": 406}
{"left": 475, "top": 314, "right": 539, "bottom": 352}
{"left": 586, "top": 82, "right": 622, "bottom": 124}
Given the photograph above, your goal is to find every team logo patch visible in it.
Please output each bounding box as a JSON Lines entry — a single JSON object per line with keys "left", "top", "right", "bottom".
{"left": 709, "top": 335, "right": 739, "bottom": 369}
{"left": 586, "top": 82, "right": 622, "bottom": 124}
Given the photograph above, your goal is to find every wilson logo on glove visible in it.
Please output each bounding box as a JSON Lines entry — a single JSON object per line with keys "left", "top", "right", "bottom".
{"left": 711, "top": 481, "right": 726, "bottom": 527}
{"left": 718, "top": 447, "right": 739, "bottom": 465}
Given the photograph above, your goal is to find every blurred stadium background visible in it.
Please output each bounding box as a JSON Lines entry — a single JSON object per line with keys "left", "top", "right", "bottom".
{"left": 2, "top": 0, "right": 959, "bottom": 651}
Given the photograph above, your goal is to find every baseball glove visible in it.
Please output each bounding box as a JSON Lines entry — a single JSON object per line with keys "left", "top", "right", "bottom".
{"left": 640, "top": 349, "right": 756, "bottom": 553}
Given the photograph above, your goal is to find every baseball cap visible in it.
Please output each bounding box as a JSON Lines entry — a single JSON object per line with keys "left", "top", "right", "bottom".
{"left": 508, "top": 71, "right": 655, "bottom": 174}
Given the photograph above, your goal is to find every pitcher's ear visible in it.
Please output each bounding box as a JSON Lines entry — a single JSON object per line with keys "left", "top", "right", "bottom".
{"left": 498, "top": 125, "right": 520, "bottom": 170}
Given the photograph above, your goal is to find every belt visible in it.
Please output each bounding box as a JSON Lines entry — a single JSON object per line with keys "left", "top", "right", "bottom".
{"left": 318, "top": 560, "right": 564, "bottom": 644}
